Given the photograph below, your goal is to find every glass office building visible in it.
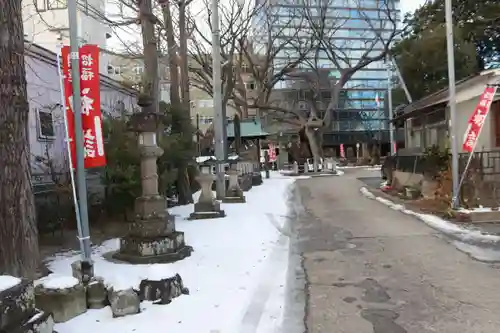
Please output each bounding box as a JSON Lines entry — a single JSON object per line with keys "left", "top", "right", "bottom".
{"left": 251, "top": 0, "right": 401, "bottom": 147}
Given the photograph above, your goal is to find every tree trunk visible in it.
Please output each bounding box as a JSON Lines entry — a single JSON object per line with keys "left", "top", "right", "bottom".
{"left": 0, "top": 0, "right": 40, "bottom": 278}
{"left": 176, "top": 1, "right": 194, "bottom": 204}
{"left": 159, "top": 0, "right": 193, "bottom": 204}
{"left": 305, "top": 127, "right": 321, "bottom": 172}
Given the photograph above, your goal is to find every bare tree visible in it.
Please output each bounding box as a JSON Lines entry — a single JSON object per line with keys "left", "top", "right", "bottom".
{"left": 157, "top": 0, "right": 195, "bottom": 204}
{"left": 188, "top": 0, "right": 260, "bottom": 120}
{"left": 260, "top": 0, "right": 399, "bottom": 167}
{"left": 0, "top": 0, "right": 40, "bottom": 278}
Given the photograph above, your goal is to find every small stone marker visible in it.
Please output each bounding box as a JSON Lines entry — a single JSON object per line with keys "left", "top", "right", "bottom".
{"left": 108, "top": 287, "right": 140, "bottom": 318}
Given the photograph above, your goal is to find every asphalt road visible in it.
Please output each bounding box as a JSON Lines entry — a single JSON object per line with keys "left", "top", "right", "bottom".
{"left": 286, "top": 168, "right": 500, "bottom": 333}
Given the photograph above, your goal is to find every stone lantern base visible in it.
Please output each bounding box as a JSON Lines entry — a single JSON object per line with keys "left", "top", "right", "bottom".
{"left": 189, "top": 199, "right": 226, "bottom": 220}
{"left": 113, "top": 196, "right": 193, "bottom": 264}
{"left": 222, "top": 169, "right": 246, "bottom": 203}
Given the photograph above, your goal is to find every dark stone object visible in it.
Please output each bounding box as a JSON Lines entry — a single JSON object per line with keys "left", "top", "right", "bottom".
{"left": 251, "top": 172, "right": 263, "bottom": 186}
{"left": 6, "top": 310, "right": 54, "bottom": 333}
{"left": 0, "top": 279, "right": 35, "bottom": 331}
{"left": 239, "top": 175, "right": 253, "bottom": 192}
{"left": 138, "top": 273, "right": 189, "bottom": 305}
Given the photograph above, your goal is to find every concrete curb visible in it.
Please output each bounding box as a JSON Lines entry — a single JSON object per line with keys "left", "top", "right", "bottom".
{"left": 359, "top": 186, "right": 500, "bottom": 250}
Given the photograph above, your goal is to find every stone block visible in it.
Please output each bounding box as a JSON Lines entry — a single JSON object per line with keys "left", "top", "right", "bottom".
{"left": 71, "top": 260, "right": 95, "bottom": 284}
{"left": 108, "top": 288, "right": 140, "bottom": 318}
{"left": 114, "top": 231, "right": 193, "bottom": 264}
{"left": 34, "top": 275, "right": 86, "bottom": 323}
{"left": 86, "top": 277, "right": 108, "bottom": 309}
{"left": 0, "top": 278, "right": 35, "bottom": 331}
{"left": 128, "top": 216, "right": 176, "bottom": 238}
{"left": 134, "top": 195, "right": 169, "bottom": 220}
{"left": 138, "top": 273, "right": 189, "bottom": 305}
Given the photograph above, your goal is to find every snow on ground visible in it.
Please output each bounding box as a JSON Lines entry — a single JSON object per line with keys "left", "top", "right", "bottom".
{"left": 360, "top": 186, "right": 500, "bottom": 262}
{"left": 47, "top": 172, "right": 296, "bottom": 333}
{"left": 0, "top": 275, "right": 21, "bottom": 291}
{"left": 338, "top": 164, "right": 381, "bottom": 170}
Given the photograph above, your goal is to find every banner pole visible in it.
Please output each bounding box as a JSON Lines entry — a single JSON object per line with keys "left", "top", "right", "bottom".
{"left": 452, "top": 85, "right": 498, "bottom": 208}
{"left": 56, "top": 46, "right": 86, "bottom": 259}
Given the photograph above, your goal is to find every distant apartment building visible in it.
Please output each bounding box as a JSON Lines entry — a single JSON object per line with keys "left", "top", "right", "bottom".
{"left": 251, "top": 0, "right": 402, "bottom": 152}
{"left": 23, "top": 0, "right": 112, "bottom": 74}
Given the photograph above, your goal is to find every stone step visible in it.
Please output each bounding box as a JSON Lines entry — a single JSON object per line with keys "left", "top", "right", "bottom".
{"left": 0, "top": 278, "right": 36, "bottom": 331}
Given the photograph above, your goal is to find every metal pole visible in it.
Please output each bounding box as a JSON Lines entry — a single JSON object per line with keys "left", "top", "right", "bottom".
{"left": 445, "top": 0, "right": 460, "bottom": 209}
{"left": 387, "top": 60, "right": 394, "bottom": 154}
{"left": 68, "top": 0, "right": 92, "bottom": 262}
{"left": 212, "top": 0, "right": 225, "bottom": 198}
{"left": 56, "top": 46, "right": 83, "bottom": 256}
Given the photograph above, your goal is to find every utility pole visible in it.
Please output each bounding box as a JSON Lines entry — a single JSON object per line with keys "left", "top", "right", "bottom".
{"left": 445, "top": 0, "right": 460, "bottom": 209}
{"left": 211, "top": 0, "right": 225, "bottom": 199}
{"left": 387, "top": 59, "right": 394, "bottom": 154}
{"left": 67, "top": 0, "right": 92, "bottom": 264}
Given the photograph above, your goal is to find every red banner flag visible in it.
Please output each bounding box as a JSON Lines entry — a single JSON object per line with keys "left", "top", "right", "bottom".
{"left": 462, "top": 86, "right": 497, "bottom": 153}
{"left": 61, "top": 45, "right": 106, "bottom": 168}
{"left": 340, "top": 144, "right": 345, "bottom": 158}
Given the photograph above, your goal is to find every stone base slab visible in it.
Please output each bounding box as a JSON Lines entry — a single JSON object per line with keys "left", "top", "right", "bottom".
{"left": 188, "top": 210, "right": 226, "bottom": 220}
{"left": 114, "top": 231, "right": 192, "bottom": 264}
{"left": 112, "top": 244, "right": 193, "bottom": 264}
{"left": 222, "top": 196, "right": 246, "bottom": 203}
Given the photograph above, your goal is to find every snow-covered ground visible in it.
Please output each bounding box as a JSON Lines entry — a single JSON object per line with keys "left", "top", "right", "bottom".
{"left": 47, "top": 172, "right": 296, "bottom": 333}
{"left": 360, "top": 186, "right": 500, "bottom": 262}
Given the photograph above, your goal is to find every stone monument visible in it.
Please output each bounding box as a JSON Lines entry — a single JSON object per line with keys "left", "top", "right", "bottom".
{"left": 189, "top": 161, "right": 226, "bottom": 219}
{"left": 222, "top": 161, "right": 246, "bottom": 203}
{"left": 113, "top": 96, "right": 192, "bottom": 263}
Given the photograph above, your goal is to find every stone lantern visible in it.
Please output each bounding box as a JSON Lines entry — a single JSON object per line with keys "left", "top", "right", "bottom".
{"left": 222, "top": 157, "right": 246, "bottom": 203}
{"left": 113, "top": 96, "right": 192, "bottom": 263}
{"left": 189, "top": 159, "right": 226, "bottom": 219}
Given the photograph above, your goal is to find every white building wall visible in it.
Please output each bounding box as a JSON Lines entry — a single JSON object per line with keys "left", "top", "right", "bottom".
{"left": 23, "top": 0, "right": 111, "bottom": 74}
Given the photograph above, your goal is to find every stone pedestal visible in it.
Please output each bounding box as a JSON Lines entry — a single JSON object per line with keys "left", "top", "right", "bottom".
{"left": 34, "top": 275, "right": 86, "bottom": 323}
{"left": 113, "top": 109, "right": 192, "bottom": 264}
{"left": 189, "top": 173, "right": 225, "bottom": 219}
{"left": 222, "top": 169, "right": 246, "bottom": 203}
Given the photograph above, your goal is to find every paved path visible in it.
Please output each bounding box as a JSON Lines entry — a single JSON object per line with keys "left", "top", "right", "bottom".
{"left": 291, "top": 169, "right": 500, "bottom": 333}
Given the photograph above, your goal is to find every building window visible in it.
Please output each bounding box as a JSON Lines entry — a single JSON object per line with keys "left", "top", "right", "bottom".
{"left": 198, "top": 99, "right": 214, "bottom": 108}
{"left": 36, "top": 108, "right": 55, "bottom": 140}
{"left": 199, "top": 116, "right": 213, "bottom": 124}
